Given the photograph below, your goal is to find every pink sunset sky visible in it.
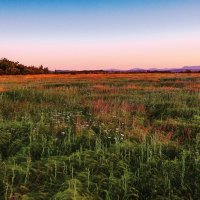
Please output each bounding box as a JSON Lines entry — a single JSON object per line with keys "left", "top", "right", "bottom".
{"left": 0, "top": 1, "right": 200, "bottom": 70}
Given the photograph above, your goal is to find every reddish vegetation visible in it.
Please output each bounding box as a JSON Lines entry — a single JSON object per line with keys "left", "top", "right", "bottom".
{"left": 1, "top": 72, "right": 200, "bottom": 82}
{"left": 186, "top": 83, "right": 200, "bottom": 92}
{"left": 0, "top": 87, "right": 6, "bottom": 92}
{"left": 157, "top": 131, "right": 173, "bottom": 144}
{"left": 1, "top": 72, "right": 200, "bottom": 95}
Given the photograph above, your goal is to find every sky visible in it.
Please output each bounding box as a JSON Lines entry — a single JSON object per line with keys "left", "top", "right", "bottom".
{"left": 0, "top": 0, "right": 200, "bottom": 70}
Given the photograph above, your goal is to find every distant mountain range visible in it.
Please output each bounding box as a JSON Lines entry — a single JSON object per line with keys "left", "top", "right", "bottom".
{"left": 54, "top": 66, "right": 200, "bottom": 74}
{"left": 105, "top": 66, "right": 200, "bottom": 73}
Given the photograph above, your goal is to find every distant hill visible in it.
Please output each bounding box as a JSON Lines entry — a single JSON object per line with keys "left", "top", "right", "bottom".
{"left": 0, "top": 58, "right": 49, "bottom": 75}
{"left": 105, "top": 66, "right": 200, "bottom": 73}
{"left": 127, "top": 68, "right": 147, "bottom": 72}
{"left": 180, "top": 66, "right": 200, "bottom": 71}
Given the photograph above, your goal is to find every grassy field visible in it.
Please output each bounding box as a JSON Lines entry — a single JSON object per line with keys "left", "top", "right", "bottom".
{"left": 0, "top": 73, "right": 200, "bottom": 200}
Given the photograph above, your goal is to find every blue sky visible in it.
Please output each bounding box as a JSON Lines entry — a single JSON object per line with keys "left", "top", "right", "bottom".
{"left": 0, "top": 0, "right": 200, "bottom": 69}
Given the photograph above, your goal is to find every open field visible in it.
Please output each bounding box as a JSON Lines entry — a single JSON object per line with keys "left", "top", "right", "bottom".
{"left": 0, "top": 73, "right": 200, "bottom": 199}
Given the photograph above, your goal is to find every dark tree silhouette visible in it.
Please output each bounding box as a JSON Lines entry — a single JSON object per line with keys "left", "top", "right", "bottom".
{"left": 0, "top": 58, "right": 49, "bottom": 75}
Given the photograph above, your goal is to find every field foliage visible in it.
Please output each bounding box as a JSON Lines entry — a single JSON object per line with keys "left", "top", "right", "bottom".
{"left": 0, "top": 73, "right": 200, "bottom": 200}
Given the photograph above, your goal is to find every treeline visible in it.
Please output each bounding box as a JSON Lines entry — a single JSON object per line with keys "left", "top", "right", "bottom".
{"left": 55, "top": 70, "right": 107, "bottom": 74}
{"left": 55, "top": 70, "right": 200, "bottom": 74}
{"left": 0, "top": 58, "right": 49, "bottom": 75}
{"left": 55, "top": 70, "right": 173, "bottom": 74}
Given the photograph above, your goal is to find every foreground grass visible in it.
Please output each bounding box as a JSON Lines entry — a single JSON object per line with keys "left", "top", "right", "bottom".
{"left": 0, "top": 73, "right": 200, "bottom": 200}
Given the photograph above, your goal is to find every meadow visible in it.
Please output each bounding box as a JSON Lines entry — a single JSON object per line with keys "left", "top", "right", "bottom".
{"left": 0, "top": 73, "right": 200, "bottom": 200}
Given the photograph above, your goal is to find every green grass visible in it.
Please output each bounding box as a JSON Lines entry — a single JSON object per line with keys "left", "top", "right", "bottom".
{"left": 0, "top": 74, "right": 200, "bottom": 199}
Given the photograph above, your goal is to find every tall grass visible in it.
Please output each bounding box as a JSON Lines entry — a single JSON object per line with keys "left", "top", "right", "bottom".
{"left": 0, "top": 73, "right": 200, "bottom": 199}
